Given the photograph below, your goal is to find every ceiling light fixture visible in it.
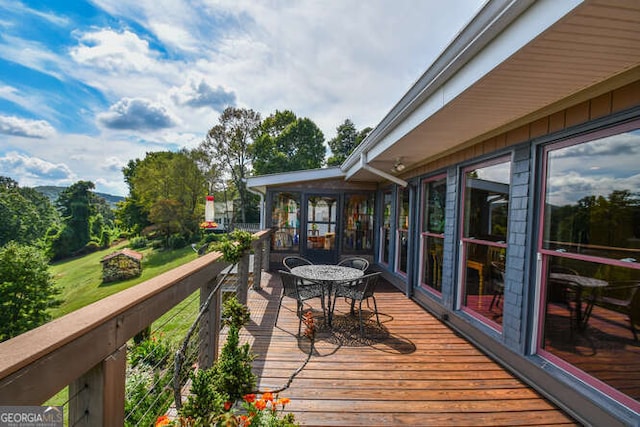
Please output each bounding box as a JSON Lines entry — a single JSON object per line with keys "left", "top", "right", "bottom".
{"left": 392, "top": 157, "right": 405, "bottom": 172}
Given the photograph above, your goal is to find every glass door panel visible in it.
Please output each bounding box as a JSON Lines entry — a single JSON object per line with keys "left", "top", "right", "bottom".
{"left": 420, "top": 176, "right": 446, "bottom": 293}
{"left": 380, "top": 191, "right": 393, "bottom": 265}
{"left": 343, "top": 194, "right": 375, "bottom": 252}
{"left": 305, "top": 195, "right": 338, "bottom": 263}
{"left": 271, "top": 192, "right": 300, "bottom": 251}
{"left": 537, "top": 124, "right": 640, "bottom": 412}
{"left": 459, "top": 158, "right": 511, "bottom": 329}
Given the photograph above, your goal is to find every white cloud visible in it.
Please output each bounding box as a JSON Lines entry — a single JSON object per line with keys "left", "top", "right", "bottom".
{"left": 170, "top": 76, "right": 236, "bottom": 111}
{"left": 0, "top": 152, "right": 75, "bottom": 183}
{"left": 70, "top": 29, "right": 158, "bottom": 73}
{"left": 0, "top": 115, "right": 56, "bottom": 138}
{"left": 97, "top": 97, "right": 179, "bottom": 131}
{"left": 0, "top": 0, "right": 486, "bottom": 195}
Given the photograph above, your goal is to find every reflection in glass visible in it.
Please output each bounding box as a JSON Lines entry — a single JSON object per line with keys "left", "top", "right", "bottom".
{"left": 380, "top": 191, "right": 393, "bottom": 264}
{"left": 461, "top": 159, "right": 511, "bottom": 328}
{"left": 343, "top": 194, "right": 375, "bottom": 252}
{"left": 421, "top": 178, "right": 446, "bottom": 292}
{"left": 543, "top": 130, "right": 640, "bottom": 261}
{"left": 271, "top": 192, "right": 300, "bottom": 251}
{"left": 422, "top": 236, "right": 444, "bottom": 292}
{"left": 397, "top": 189, "right": 410, "bottom": 274}
{"left": 542, "top": 257, "right": 640, "bottom": 405}
{"left": 464, "top": 161, "right": 510, "bottom": 241}
{"left": 539, "top": 127, "right": 640, "bottom": 410}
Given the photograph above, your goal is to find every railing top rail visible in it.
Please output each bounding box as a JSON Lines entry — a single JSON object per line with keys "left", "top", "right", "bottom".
{"left": 0, "top": 229, "right": 274, "bottom": 404}
{"left": 0, "top": 250, "right": 226, "bottom": 380}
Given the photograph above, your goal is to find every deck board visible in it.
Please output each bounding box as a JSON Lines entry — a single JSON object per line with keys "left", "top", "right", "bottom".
{"left": 233, "top": 272, "right": 578, "bottom": 426}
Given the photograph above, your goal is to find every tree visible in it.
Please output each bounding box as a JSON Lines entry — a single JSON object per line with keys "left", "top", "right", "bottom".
{"left": 119, "top": 150, "right": 208, "bottom": 239}
{"left": 201, "top": 107, "right": 261, "bottom": 224}
{"left": 251, "top": 110, "right": 326, "bottom": 175}
{"left": 50, "top": 180, "right": 118, "bottom": 259}
{"left": 0, "top": 177, "right": 59, "bottom": 247}
{"left": 148, "top": 199, "right": 184, "bottom": 246}
{"left": 0, "top": 242, "right": 60, "bottom": 342}
{"left": 56, "top": 180, "right": 95, "bottom": 244}
{"left": 327, "top": 119, "right": 371, "bottom": 166}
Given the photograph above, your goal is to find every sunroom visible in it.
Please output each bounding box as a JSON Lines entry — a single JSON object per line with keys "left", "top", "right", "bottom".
{"left": 247, "top": 0, "right": 640, "bottom": 424}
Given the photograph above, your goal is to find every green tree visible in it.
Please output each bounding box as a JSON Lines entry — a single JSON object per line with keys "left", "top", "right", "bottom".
{"left": 0, "top": 177, "right": 59, "bottom": 247}
{"left": 327, "top": 119, "right": 371, "bottom": 166}
{"left": 0, "top": 242, "right": 60, "bottom": 342}
{"left": 201, "top": 107, "right": 261, "bottom": 223}
{"left": 120, "top": 150, "right": 208, "bottom": 239}
{"left": 56, "top": 181, "right": 95, "bottom": 251}
{"left": 251, "top": 110, "right": 326, "bottom": 175}
{"left": 148, "top": 199, "right": 184, "bottom": 246}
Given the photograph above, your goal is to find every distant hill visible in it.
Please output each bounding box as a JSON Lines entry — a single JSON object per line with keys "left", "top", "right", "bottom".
{"left": 34, "top": 186, "right": 125, "bottom": 209}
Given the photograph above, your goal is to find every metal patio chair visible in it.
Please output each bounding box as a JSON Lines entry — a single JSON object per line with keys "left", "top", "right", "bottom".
{"left": 275, "top": 270, "right": 325, "bottom": 335}
{"left": 332, "top": 272, "right": 382, "bottom": 336}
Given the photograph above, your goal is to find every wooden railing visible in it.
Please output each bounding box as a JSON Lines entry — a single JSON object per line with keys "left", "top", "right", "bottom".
{"left": 0, "top": 229, "right": 272, "bottom": 427}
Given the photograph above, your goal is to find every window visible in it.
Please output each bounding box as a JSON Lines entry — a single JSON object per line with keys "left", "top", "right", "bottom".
{"left": 396, "top": 188, "right": 410, "bottom": 275}
{"left": 538, "top": 123, "right": 640, "bottom": 411}
{"left": 459, "top": 157, "right": 510, "bottom": 329}
{"left": 343, "top": 194, "right": 375, "bottom": 252}
{"left": 420, "top": 176, "right": 446, "bottom": 293}
{"left": 271, "top": 192, "right": 300, "bottom": 251}
{"left": 380, "top": 190, "right": 393, "bottom": 265}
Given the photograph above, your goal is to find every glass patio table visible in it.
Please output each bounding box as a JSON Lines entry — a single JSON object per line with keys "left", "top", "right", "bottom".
{"left": 290, "top": 264, "right": 364, "bottom": 327}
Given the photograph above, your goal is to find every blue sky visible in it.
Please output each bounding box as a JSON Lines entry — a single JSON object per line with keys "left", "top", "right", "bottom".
{"left": 0, "top": 0, "right": 483, "bottom": 196}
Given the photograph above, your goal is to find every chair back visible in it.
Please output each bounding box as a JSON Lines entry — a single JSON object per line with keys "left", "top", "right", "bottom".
{"left": 338, "top": 257, "right": 369, "bottom": 271}
{"left": 490, "top": 261, "right": 505, "bottom": 284}
{"left": 360, "top": 272, "right": 382, "bottom": 300}
{"left": 279, "top": 270, "right": 300, "bottom": 299}
{"left": 283, "top": 256, "right": 313, "bottom": 271}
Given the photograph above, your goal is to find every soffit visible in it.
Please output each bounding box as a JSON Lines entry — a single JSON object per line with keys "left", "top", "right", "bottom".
{"left": 351, "top": 0, "right": 640, "bottom": 180}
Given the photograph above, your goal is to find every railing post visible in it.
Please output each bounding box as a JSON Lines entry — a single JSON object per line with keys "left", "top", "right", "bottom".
{"left": 70, "top": 345, "right": 126, "bottom": 427}
{"left": 199, "top": 278, "right": 221, "bottom": 369}
{"left": 252, "top": 240, "right": 263, "bottom": 290}
{"left": 263, "top": 234, "right": 271, "bottom": 271}
{"left": 237, "top": 253, "right": 249, "bottom": 305}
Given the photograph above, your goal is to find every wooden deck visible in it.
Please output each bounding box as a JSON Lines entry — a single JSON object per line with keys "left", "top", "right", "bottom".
{"left": 235, "top": 271, "right": 578, "bottom": 426}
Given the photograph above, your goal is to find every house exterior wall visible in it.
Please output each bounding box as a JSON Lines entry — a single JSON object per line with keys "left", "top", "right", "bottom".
{"left": 391, "top": 78, "right": 640, "bottom": 425}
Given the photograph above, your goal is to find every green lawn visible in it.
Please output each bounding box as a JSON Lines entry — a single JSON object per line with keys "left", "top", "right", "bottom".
{"left": 49, "top": 242, "right": 199, "bottom": 318}
{"left": 44, "top": 242, "right": 204, "bottom": 421}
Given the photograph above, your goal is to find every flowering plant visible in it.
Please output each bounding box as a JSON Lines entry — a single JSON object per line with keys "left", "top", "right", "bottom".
{"left": 157, "top": 392, "right": 297, "bottom": 426}
{"left": 219, "top": 392, "right": 297, "bottom": 427}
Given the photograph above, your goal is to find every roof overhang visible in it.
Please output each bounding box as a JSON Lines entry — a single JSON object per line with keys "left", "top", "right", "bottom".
{"left": 344, "top": 0, "right": 640, "bottom": 181}
{"left": 246, "top": 167, "right": 345, "bottom": 194}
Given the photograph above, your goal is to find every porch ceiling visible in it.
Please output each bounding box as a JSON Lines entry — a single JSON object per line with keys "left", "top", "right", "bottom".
{"left": 350, "top": 0, "right": 640, "bottom": 181}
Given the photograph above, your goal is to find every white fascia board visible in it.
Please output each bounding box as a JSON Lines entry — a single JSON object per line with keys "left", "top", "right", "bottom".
{"left": 246, "top": 167, "right": 345, "bottom": 192}
{"left": 344, "top": 0, "right": 583, "bottom": 173}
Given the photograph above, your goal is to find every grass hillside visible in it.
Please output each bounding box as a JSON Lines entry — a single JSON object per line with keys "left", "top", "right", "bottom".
{"left": 49, "top": 242, "right": 199, "bottom": 318}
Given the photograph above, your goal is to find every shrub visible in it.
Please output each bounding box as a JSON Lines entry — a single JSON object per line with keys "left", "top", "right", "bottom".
{"left": 168, "top": 234, "right": 187, "bottom": 250}
{"left": 210, "top": 229, "right": 254, "bottom": 264}
{"left": 130, "top": 236, "right": 148, "bottom": 249}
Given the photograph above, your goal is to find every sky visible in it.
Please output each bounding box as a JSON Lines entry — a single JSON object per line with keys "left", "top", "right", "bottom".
{"left": 0, "top": 0, "right": 485, "bottom": 197}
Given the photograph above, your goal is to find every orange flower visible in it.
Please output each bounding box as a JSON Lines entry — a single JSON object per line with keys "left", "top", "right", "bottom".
{"left": 255, "top": 399, "right": 267, "bottom": 410}
{"left": 278, "top": 397, "right": 291, "bottom": 407}
{"left": 239, "top": 415, "right": 251, "bottom": 426}
{"left": 224, "top": 401, "right": 233, "bottom": 411}
{"left": 262, "top": 392, "right": 274, "bottom": 402}
{"left": 155, "top": 415, "right": 171, "bottom": 427}
{"left": 243, "top": 393, "right": 256, "bottom": 403}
